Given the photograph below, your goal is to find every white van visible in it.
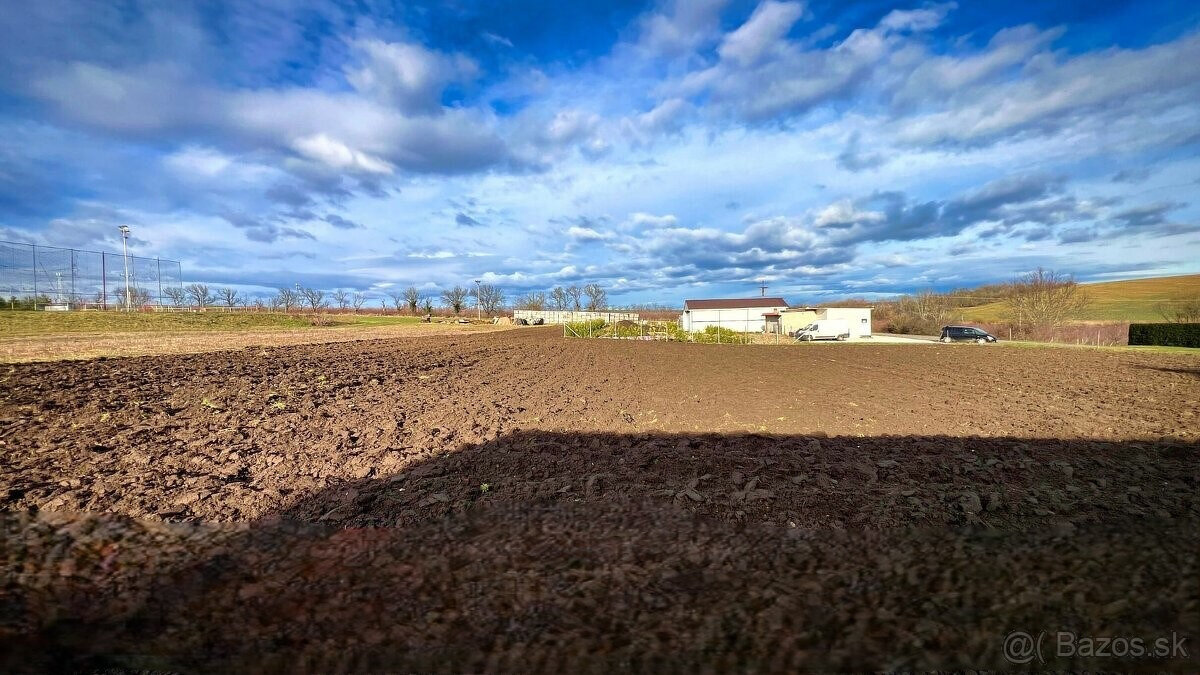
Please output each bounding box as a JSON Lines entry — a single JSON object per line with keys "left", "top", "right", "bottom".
{"left": 795, "top": 319, "right": 850, "bottom": 341}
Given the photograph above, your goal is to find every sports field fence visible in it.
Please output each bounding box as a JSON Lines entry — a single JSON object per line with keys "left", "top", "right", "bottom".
{"left": 1, "top": 240, "right": 183, "bottom": 310}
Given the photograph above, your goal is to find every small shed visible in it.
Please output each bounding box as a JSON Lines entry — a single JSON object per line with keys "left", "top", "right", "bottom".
{"left": 680, "top": 297, "right": 790, "bottom": 333}
{"left": 782, "top": 306, "right": 873, "bottom": 337}
{"left": 780, "top": 307, "right": 819, "bottom": 335}
{"left": 821, "top": 307, "right": 873, "bottom": 338}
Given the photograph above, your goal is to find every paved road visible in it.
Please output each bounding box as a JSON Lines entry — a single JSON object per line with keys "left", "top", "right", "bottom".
{"left": 870, "top": 333, "right": 939, "bottom": 343}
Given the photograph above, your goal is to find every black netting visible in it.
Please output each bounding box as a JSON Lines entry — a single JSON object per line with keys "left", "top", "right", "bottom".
{"left": 0, "top": 240, "right": 183, "bottom": 308}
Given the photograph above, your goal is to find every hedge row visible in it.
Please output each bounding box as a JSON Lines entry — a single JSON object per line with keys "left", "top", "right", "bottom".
{"left": 1128, "top": 323, "right": 1200, "bottom": 348}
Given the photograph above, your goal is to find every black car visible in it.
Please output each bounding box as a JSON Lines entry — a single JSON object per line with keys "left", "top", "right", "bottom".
{"left": 939, "top": 325, "right": 998, "bottom": 343}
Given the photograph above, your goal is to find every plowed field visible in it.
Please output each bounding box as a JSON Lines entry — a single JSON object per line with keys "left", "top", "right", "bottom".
{"left": 3, "top": 328, "right": 1198, "bottom": 671}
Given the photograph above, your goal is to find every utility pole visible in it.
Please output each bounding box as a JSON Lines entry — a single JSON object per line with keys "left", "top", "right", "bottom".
{"left": 31, "top": 243, "right": 37, "bottom": 307}
{"left": 759, "top": 279, "right": 768, "bottom": 297}
{"left": 119, "top": 225, "right": 132, "bottom": 311}
{"left": 474, "top": 279, "right": 481, "bottom": 319}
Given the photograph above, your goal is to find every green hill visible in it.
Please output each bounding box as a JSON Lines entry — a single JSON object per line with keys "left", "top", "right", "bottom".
{"left": 957, "top": 274, "right": 1200, "bottom": 323}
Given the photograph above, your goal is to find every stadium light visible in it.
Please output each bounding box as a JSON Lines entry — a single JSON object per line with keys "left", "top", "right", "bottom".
{"left": 118, "top": 225, "right": 132, "bottom": 311}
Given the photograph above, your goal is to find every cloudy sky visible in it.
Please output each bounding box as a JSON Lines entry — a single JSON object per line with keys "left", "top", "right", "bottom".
{"left": 2, "top": 0, "right": 1198, "bottom": 304}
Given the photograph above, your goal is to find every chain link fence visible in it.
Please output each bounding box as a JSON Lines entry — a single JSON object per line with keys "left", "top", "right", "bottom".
{"left": 1, "top": 240, "right": 183, "bottom": 309}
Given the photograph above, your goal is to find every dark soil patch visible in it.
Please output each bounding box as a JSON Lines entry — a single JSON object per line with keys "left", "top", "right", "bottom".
{"left": 2, "top": 329, "right": 1198, "bottom": 670}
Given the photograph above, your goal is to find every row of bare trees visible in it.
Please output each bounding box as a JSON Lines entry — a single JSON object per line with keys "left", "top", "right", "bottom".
{"left": 158, "top": 282, "right": 517, "bottom": 316}
{"left": 514, "top": 284, "right": 607, "bottom": 311}
{"left": 161, "top": 284, "right": 368, "bottom": 313}
{"left": 375, "top": 283, "right": 506, "bottom": 316}
{"left": 1158, "top": 298, "right": 1200, "bottom": 323}
{"left": 881, "top": 268, "right": 1091, "bottom": 335}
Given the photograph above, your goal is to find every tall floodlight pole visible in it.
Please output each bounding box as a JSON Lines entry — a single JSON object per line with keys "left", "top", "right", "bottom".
{"left": 474, "top": 279, "right": 481, "bottom": 319}
{"left": 118, "top": 225, "right": 132, "bottom": 311}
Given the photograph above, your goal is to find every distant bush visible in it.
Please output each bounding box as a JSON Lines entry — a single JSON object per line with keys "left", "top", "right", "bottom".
{"left": 562, "top": 318, "right": 755, "bottom": 343}
{"left": 565, "top": 319, "right": 607, "bottom": 337}
{"left": 5, "top": 295, "right": 53, "bottom": 310}
{"left": 685, "top": 325, "right": 752, "bottom": 344}
{"left": 608, "top": 321, "right": 643, "bottom": 338}
{"left": 1157, "top": 297, "right": 1200, "bottom": 323}
{"left": 884, "top": 291, "right": 953, "bottom": 335}
{"left": 1128, "top": 323, "right": 1200, "bottom": 348}
{"left": 975, "top": 321, "right": 1129, "bottom": 346}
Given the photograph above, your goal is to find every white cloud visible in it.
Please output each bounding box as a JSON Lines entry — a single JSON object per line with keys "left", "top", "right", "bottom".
{"left": 628, "top": 98, "right": 691, "bottom": 138}
{"left": 634, "top": 0, "right": 729, "bottom": 57}
{"left": 292, "top": 134, "right": 394, "bottom": 175}
{"left": 164, "top": 146, "right": 233, "bottom": 177}
{"left": 893, "top": 31, "right": 1200, "bottom": 147}
{"left": 674, "top": 11, "right": 894, "bottom": 121}
{"left": 407, "top": 250, "right": 456, "bottom": 259}
{"left": 877, "top": 4, "right": 955, "bottom": 32}
{"left": 347, "top": 39, "right": 479, "bottom": 114}
{"left": 813, "top": 200, "right": 882, "bottom": 227}
{"left": 717, "top": 1, "right": 806, "bottom": 67}
{"left": 30, "top": 56, "right": 509, "bottom": 179}
{"left": 566, "top": 225, "right": 611, "bottom": 241}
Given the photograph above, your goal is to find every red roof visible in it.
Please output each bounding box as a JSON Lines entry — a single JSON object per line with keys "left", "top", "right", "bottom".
{"left": 684, "top": 297, "right": 789, "bottom": 310}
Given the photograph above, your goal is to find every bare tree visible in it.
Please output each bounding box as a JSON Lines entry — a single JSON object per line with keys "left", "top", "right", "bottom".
{"left": 1157, "top": 297, "right": 1200, "bottom": 323}
{"left": 112, "top": 286, "right": 152, "bottom": 307}
{"left": 550, "top": 286, "right": 569, "bottom": 310}
{"left": 299, "top": 287, "right": 326, "bottom": 311}
{"left": 252, "top": 298, "right": 266, "bottom": 312}
{"left": 565, "top": 285, "right": 583, "bottom": 311}
{"left": 422, "top": 297, "right": 434, "bottom": 315}
{"left": 476, "top": 283, "right": 505, "bottom": 316}
{"left": 583, "top": 283, "right": 607, "bottom": 311}
{"left": 441, "top": 286, "right": 469, "bottom": 314}
{"left": 890, "top": 290, "right": 953, "bottom": 335}
{"left": 163, "top": 286, "right": 186, "bottom": 307}
{"left": 275, "top": 288, "right": 298, "bottom": 313}
{"left": 331, "top": 289, "right": 350, "bottom": 311}
{"left": 516, "top": 291, "right": 547, "bottom": 310}
{"left": 216, "top": 287, "right": 240, "bottom": 308}
{"left": 403, "top": 286, "right": 421, "bottom": 315}
{"left": 1005, "top": 268, "right": 1089, "bottom": 330}
{"left": 352, "top": 292, "right": 367, "bottom": 313}
{"left": 185, "top": 283, "right": 212, "bottom": 309}
{"left": 387, "top": 289, "right": 406, "bottom": 314}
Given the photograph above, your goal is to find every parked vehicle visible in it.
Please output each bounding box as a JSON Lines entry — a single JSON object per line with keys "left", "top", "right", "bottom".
{"left": 939, "top": 325, "right": 998, "bottom": 343}
{"left": 795, "top": 319, "right": 850, "bottom": 341}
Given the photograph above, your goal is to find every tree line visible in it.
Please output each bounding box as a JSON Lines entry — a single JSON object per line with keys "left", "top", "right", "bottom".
{"left": 511, "top": 284, "right": 608, "bottom": 311}
{"left": 878, "top": 268, "right": 1092, "bottom": 335}
{"left": 36, "top": 280, "right": 614, "bottom": 316}
{"left": 164, "top": 282, "right": 513, "bottom": 316}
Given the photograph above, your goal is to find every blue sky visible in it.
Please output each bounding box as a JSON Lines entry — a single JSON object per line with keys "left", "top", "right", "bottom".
{"left": 1, "top": 0, "right": 1198, "bottom": 305}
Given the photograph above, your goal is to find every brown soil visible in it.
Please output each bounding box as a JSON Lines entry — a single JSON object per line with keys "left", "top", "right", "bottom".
{"left": 0, "top": 321, "right": 509, "bottom": 363}
{"left": 2, "top": 328, "right": 1198, "bottom": 671}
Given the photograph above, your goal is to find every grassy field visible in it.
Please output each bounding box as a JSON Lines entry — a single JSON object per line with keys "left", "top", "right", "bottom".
{"left": 0, "top": 311, "right": 506, "bottom": 362}
{"left": 958, "top": 273, "right": 1200, "bottom": 322}
{"left": 0, "top": 310, "right": 422, "bottom": 337}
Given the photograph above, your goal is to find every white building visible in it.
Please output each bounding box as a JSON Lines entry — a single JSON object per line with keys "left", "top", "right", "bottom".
{"left": 781, "top": 306, "right": 873, "bottom": 337}
{"left": 817, "top": 306, "right": 873, "bottom": 338}
{"left": 679, "top": 297, "right": 790, "bottom": 333}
